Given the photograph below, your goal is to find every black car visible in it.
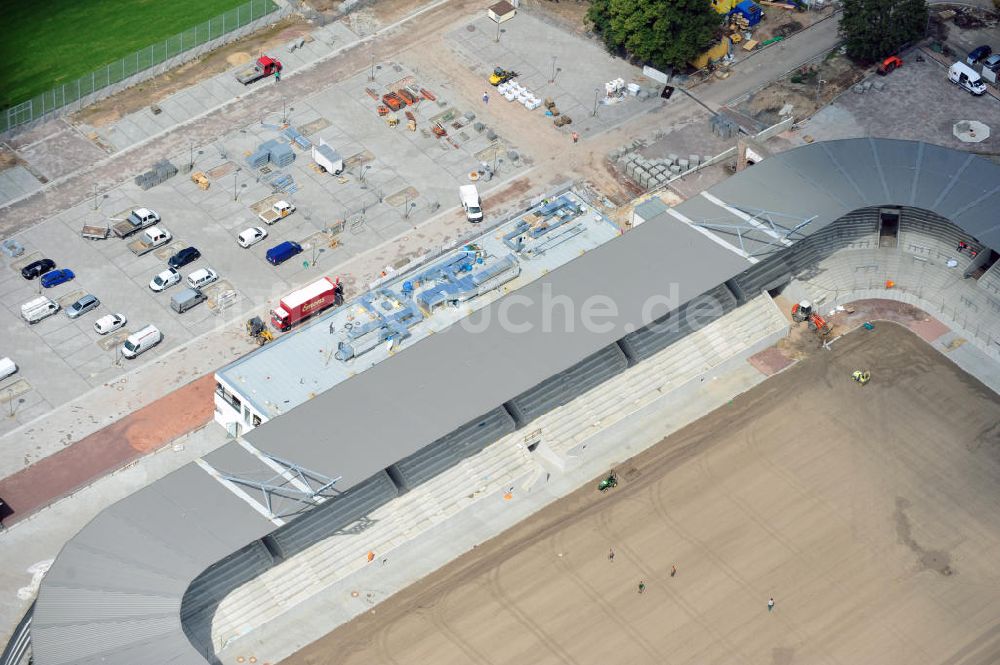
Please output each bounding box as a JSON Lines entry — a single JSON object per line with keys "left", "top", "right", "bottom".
{"left": 21, "top": 258, "right": 56, "bottom": 280}
{"left": 167, "top": 246, "right": 201, "bottom": 269}
{"left": 967, "top": 45, "right": 993, "bottom": 65}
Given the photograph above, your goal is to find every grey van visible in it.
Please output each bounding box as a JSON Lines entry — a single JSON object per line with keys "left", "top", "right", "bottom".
{"left": 170, "top": 287, "right": 206, "bottom": 314}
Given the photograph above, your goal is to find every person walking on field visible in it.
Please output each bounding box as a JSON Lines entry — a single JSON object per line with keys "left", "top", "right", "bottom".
{"left": 638, "top": 581, "right": 646, "bottom": 594}
{"left": 670, "top": 564, "right": 677, "bottom": 577}
{"left": 608, "top": 547, "right": 615, "bottom": 563}
{"left": 768, "top": 597, "right": 775, "bottom": 612}
{"left": 482, "top": 91, "right": 489, "bottom": 104}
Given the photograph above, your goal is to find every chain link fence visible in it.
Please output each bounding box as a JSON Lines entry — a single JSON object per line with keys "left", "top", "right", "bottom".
{"left": 2, "top": 0, "right": 282, "bottom": 134}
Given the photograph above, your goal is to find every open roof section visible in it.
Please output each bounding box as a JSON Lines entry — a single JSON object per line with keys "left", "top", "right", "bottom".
{"left": 683, "top": 138, "right": 1000, "bottom": 254}
{"left": 30, "top": 140, "right": 1000, "bottom": 665}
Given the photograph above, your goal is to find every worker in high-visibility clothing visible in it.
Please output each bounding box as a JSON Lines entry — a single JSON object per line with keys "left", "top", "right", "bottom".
{"left": 852, "top": 370, "right": 871, "bottom": 385}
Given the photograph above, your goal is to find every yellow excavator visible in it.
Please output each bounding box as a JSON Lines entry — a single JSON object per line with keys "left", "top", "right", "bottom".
{"left": 489, "top": 67, "right": 518, "bottom": 86}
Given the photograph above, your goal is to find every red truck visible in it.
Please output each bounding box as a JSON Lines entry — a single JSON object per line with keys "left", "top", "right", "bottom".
{"left": 271, "top": 277, "right": 343, "bottom": 331}
{"left": 236, "top": 55, "right": 282, "bottom": 85}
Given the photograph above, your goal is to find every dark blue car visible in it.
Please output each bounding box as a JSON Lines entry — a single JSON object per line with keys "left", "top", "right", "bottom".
{"left": 266, "top": 241, "right": 303, "bottom": 266}
{"left": 41, "top": 268, "right": 75, "bottom": 288}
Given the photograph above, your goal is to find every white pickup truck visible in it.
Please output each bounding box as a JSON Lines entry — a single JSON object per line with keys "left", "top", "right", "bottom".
{"left": 127, "top": 227, "right": 173, "bottom": 256}
{"left": 258, "top": 200, "right": 296, "bottom": 225}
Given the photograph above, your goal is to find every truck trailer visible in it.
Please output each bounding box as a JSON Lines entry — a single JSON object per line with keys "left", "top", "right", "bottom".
{"left": 270, "top": 276, "right": 344, "bottom": 331}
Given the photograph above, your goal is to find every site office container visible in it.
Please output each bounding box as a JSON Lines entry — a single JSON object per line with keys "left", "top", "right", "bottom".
{"left": 271, "top": 276, "right": 343, "bottom": 331}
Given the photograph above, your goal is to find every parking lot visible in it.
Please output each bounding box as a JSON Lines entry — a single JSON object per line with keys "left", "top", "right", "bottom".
{"left": 0, "top": 9, "right": 655, "bottom": 439}
{"left": 789, "top": 48, "right": 1000, "bottom": 152}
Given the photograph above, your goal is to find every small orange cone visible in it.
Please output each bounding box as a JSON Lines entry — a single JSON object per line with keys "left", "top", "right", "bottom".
{"left": 367, "top": 551, "right": 375, "bottom": 562}
{"left": 885, "top": 280, "right": 895, "bottom": 289}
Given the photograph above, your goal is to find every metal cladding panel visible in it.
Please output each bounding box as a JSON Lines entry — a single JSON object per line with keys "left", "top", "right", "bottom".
{"left": 829, "top": 140, "right": 889, "bottom": 205}
{"left": 506, "top": 344, "right": 629, "bottom": 425}
{"left": 620, "top": 284, "right": 738, "bottom": 362}
{"left": 389, "top": 407, "right": 517, "bottom": 490}
{"left": 245, "top": 214, "right": 753, "bottom": 488}
{"left": 875, "top": 140, "right": 922, "bottom": 205}
{"left": 911, "top": 147, "right": 974, "bottom": 212}
{"left": 31, "top": 616, "right": 196, "bottom": 665}
{"left": 266, "top": 470, "right": 398, "bottom": 560}
{"left": 180, "top": 541, "right": 275, "bottom": 661}
{"left": 180, "top": 541, "right": 274, "bottom": 620}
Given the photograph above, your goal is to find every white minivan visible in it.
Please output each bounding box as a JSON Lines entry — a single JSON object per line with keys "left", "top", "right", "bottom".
{"left": 949, "top": 61, "right": 987, "bottom": 95}
{"left": 186, "top": 267, "right": 218, "bottom": 289}
{"left": 459, "top": 184, "right": 483, "bottom": 223}
{"left": 121, "top": 325, "right": 162, "bottom": 359}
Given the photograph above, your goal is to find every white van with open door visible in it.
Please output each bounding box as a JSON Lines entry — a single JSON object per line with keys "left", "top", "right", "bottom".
{"left": 949, "top": 61, "right": 987, "bottom": 95}
{"left": 459, "top": 184, "right": 483, "bottom": 223}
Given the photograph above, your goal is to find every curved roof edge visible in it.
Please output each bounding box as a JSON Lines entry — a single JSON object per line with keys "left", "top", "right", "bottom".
{"left": 29, "top": 139, "right": 1000, "bottom": 665}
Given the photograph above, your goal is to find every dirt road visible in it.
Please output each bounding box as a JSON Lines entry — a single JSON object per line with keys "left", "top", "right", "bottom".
{"left": 285, "top": 322, "right": 1000, "bottom": 665}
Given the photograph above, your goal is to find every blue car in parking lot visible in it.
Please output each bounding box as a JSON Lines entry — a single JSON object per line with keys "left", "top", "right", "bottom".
{"left": 266, "top": 241, "right": 303, "bottom": 266}
{"left": 40, "top": 268, "right": 75, "bottom": 288}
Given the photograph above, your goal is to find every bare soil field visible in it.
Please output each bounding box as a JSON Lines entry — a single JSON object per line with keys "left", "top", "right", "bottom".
{"left": 285, "top": 322, "right": 1000, "bottom": 665}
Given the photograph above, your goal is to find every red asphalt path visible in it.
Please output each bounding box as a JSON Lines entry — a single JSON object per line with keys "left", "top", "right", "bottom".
{"left": 0, "top": 374, "right": 216, "bottom": 526}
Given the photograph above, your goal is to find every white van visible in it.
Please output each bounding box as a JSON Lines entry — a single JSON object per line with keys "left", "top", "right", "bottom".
{"left": 459, "top": 184, "right": 483, "bottom": 223}
{"left": 21, "top": 296, "right": 60, "bottom": 324}
{"left": 186, "top": 267, "right": 218, "bottom": 289}
{"left": 121, "top": 325, "right": 162, "bottom": 359}
{"left": 949, "top": 62, "right": 986, "bottom": 95}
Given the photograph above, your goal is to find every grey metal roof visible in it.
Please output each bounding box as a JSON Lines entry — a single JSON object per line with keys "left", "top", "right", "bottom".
{"left": 242, "top": 213, "right": 752, "bottom": 487}
{"left": 30, "top": 139, "right": 1000, "bottom": 665}
{"left": 685, "top": 138, "right": 1000, "bottom": 253}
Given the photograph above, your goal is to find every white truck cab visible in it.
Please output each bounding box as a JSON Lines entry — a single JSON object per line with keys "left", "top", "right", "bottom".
{"left": 460, "top": 184, "right": 483, "bottom": 223}
{"left": 949, "top": 61, "right": 987, "bottom": 95}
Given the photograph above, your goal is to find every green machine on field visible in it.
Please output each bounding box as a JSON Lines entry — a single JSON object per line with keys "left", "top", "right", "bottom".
{"left": 598, "top": 471, "right": 618, "bottom": 492}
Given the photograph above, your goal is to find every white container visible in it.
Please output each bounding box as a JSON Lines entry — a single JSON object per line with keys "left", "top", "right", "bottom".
{"left": 627, "top": 82, "right": 641, "bottom": 96}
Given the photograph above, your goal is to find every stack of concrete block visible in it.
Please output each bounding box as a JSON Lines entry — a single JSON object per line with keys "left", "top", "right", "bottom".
{"left": 246, "top": 149, "right": 269, "bottom": 169}
{"left": 619, "top": 153, "right": 681, "bottom": 190}
{"left": 710, "top": 113, "right": 738, "bottom": 139}
{"left": 269, "top": 143, "right": 296, "bottom": 167}
{"left": 134, "top": 159, "right": 178, "bottom": 190}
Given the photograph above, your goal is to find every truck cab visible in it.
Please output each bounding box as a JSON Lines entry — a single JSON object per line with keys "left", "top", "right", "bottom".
{"left": 129, "top": 208, "right": 160, "bottom": 227}
{"left": 259, "top": 200, "right": 296, "bottom": 224}
{"left": 237, "top": 55, "right": 282, "bottom": 84}
{"left": 460, "top": 185, "right": 483, "bottom": 223}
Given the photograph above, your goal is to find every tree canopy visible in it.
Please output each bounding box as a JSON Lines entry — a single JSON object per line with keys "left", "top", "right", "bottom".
{"left": 839, "top": 0, "right": 928, "bottom": 62}
{"left": 587, "top": 0, "right": 722, "bottom": 70}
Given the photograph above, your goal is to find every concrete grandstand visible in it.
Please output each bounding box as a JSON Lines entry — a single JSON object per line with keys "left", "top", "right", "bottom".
{"left": 24, "top": 139, "right": 1000, "bottom": 665}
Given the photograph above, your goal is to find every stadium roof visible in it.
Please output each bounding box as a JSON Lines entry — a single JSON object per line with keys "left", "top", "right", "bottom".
{"left": 29, "top": 139, "right": 1000, "bottom": 665}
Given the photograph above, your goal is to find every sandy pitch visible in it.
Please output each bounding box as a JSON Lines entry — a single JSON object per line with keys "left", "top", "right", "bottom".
{"left": 287, "top": 323, "right": 1000, "bottom": 665}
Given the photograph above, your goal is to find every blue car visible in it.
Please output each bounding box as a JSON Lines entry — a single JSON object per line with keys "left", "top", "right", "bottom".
{"left": 40, "top": 268, "right": 75, "bottom": 288}
{"left": 265, "top": 241, "right": 303, "bottom": 266}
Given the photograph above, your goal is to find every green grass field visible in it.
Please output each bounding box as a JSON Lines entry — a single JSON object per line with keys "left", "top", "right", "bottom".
{"left": 0, "top": 0, "right": 270, "bottom": 110}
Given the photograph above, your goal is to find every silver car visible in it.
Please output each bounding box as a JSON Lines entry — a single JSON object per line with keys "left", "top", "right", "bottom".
{"left": 66, "top": 294, "right": 100, "bottom": 319}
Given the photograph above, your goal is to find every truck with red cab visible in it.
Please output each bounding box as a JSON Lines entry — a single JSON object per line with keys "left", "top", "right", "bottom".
{"left": 237, "top": 55, "right": 282, "bottom": 85}
{"left": 270, "top": 276, "right": 344, "bottom": 331}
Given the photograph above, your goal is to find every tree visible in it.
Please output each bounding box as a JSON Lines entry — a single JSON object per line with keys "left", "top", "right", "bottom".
{"left": 587, "top": 0, "right": 722, "bottom": 71}
{"left": 839, "top": 0, "right": 928, "bottom": 62}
